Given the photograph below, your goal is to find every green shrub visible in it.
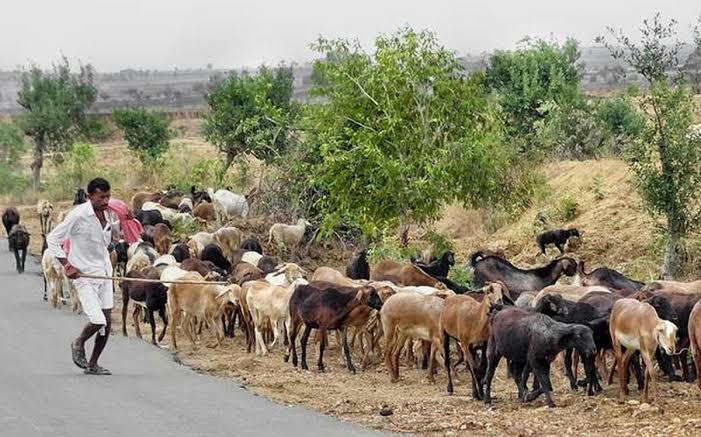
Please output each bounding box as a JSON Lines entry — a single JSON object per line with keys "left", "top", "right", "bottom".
{"left": 596, "top": 95, "right": 645, "bottom": 155}
{"left": 590, "top": 175, "right": 605, "bottom": 200}
{"left": 170, "top": 217, "right": 199, "bottom": 242}
{"left": 367, "top": 233, "right": 419, "bottom": 264}
{"left": 113, "top": 107, "right": 172, "bottom": 166}
{"left": 447, "top": 264, "right": 472, "bottom": 288}
{"left": 535, "top": 100, "right": 605, "bottom": 159}
{"left": 0, "top": 164, "right": 31, "bottom": 195}
{"left": 421, "top": 230, "right": 454, "bottom": 259}
{"left": 84, "top": 118, "right": 114, "bottom": 143}
{"left": 558, "top": 194, "right": 579, "bottom": 221}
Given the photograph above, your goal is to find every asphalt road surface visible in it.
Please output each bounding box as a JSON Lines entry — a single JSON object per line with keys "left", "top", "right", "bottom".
{"left": 0, "top": 243, "right": 386, "bottom": 437}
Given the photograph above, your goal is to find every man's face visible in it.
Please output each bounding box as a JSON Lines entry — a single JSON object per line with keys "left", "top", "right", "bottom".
{"left": 89, "top": 189, "right": 111, "bottom": 212}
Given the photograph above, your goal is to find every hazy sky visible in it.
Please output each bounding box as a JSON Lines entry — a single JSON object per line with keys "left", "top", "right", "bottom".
{"left": 1, "top": 0, "right": 699, "bottom": 71}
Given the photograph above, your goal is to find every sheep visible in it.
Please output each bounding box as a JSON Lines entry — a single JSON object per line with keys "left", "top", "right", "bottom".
{"left": 265, "top": 263, "right": 306, "bottom": 287}
{"left": 213, "top": 226, "right": 243, "bottom": 262}
{"left": 36, "top": 199, "right": 53, "bottom": 235}
{"left": 187, "top": 232, "right": 215, "bottom": 257}
{"left": 200, "top": 243, "right": 232, "bottom": 273}
{"left": 411, "top": 250, "right": 456, "bottom": 278}
{"left": 2, "top": 207, "right": 20, "bottom": 243}
{"left": 8, "top": 224, "right": 29, "bottom": 274}
{"left": 244, "top": 278, "right": 309, "bottom": 355}
{"left": 268, "top": 218, "right": 311, "bottom": 253}
{"left": 380, "top": 291, "right": 447, "bottom": 383}
{"left": 471, "top": 254, "right": 577, "bottom": 295}
{"left": 42, "top": 251, "right": 81, "bottom": 312}
{"left": 371, "top": 260, "right": 447, "bottom": 288}
{"left": 346, "top": 249, "right": 370, "bottom": 280}
{"left": 610, "top": 298, "right": 678, "bottom": 404}
{"left": 441, "top": 283, "right": 507, "bottom": 398}
{"left": 240, "top": 237, "right": 263, "bottom": 254}
{"left": 689, "top": 300, "right": 701, "bottom": 391}
{"left": 575, "top": 261, "right": 644, "bottom": 295}
{"left": 207, "top": 188, "right": 249, "bottom": 222}
{"left": 121, "top": 269, "right": 168, "bottom": 345}
{"left": 483, "top": 307, "right": 598, "bottom": 408}
{"left": 287, "top": 282, "right": 383, "bottom": 373}
{"left": 531, "top": 284, "right": 612, "bottom": 307}
{"left": 169, "top": 243, "right": 191, "bottom": 263}
{"left": 537, "top": 228, "right": 580, "bottom": 255}
{"left": 167, "top": 271, "right": 239, "bottom": 349}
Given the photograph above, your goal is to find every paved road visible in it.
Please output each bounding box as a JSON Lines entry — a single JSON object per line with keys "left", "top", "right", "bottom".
{"left": 0, "top": 243, "right": 385, "bottom": 437}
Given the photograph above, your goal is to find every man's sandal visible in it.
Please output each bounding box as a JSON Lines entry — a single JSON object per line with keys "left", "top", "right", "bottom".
{"left": 71, "top": 342, "right": 88, "bottom": 369}
{"left": 84, "top": 365, "right": 111, "bottom": 375}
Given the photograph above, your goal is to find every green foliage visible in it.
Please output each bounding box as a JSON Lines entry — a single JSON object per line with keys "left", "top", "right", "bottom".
{"left": 590, "top": 175, "right": 605, "bottom": 200}
{"left": 306, "top": 28, "right": 516, "bottom": 243}
{"left": 595, "top": 94, "right": 645, "bottom": 155}
{"left": 170, "top": 217, "right": 199, "bottom": 242}
{"left": 421, "top": 230, "right": 454, "bottom": 259}
{"left": 366, "top": 233, "right": 419, "bottom": 264}
{"left": 0, "top": 165, "right": 31, "bottom": 195}
{"left": 0, "top": 122, "right": 27, "bottom": 166}
{"left": 447, "top": 264, "right": 472, "bottom": 288}
{"left": 485, "top": 38, "right": 582, "bottom": 152}
{"left": 16, "top": 56, "right": 97, "bottom": 188}
{"left": 534, "top": 100, "right": 605, "bottom": 159}
{"left": 113, "top": 108, "right": 172, "bottom": 166}
{"left": 599, "top": 14, "right": 701, "bottom": 278}
{"left": 84, "top": 117, "right": 114, "bottom": 143}
{"left": 558, "top": 194, "right": 579, "bottom": 221}
{"left": 45, "top": 142, "right": 115, "bottom": 200}
{"left": 203, "top": 65, "right": 298, "bottom": 170}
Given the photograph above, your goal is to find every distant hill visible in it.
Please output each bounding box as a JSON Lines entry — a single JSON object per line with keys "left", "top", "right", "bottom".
{"left": 0, "top": 45, "right": 695, "bottom": 115}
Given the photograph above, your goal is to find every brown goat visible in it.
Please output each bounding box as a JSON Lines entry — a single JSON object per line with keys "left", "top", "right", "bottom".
{"left": 441, "top": 283, "right": 506, "bottom": 398}
{"left": 232, "top": 262, "right": 265, "bottom": 286}
{"left": 610, "top": 298, "right": 678, "bottom": 404}
{"left": 131, "top": 191, "right": 162, "bottom": 211}
{"left": 153, "top": 223, "right": 172, "bottom": 255}
{"left": 371, "top": 260, "right": 446, "bottom": 288}
{"left": 194, "top": 202, "right": 216, "bottom": 224}
{"left": 689, "top": 301, "right": 701, "bottom": 392}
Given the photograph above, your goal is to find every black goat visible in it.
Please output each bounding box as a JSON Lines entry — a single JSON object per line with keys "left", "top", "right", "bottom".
{"left": 114, "top": 240, "right": 129, "bottom": 278}
{"left": 484, "top": 307, "right": 597, "bottom": 407}
{"left": 534, "top": 293, "right": 613, "bottom": 393}
{"left": 2, "top": 207, "right": 20, "bottom": 250}
{"left": 537, "top": 228, "right": 580, "bottom": 255}
{"left": 135, "top": 209, "right": 165, "bottom": 227}
{"left": 257, "top": 255, "right": 279, "bottom": 274}
{"left": 240, "top": 238, "right": 263, "bottom": 254}
{"left": 200, "top": 243, "right": 232, "bottom": 273}
{"left": 346, "top": 249, "right": 370, "bottom": 280}
{"left": 121, "top": 269, "right": 168, "bottom": 345}
{"left": 8, "top": 224, "right": 30, "bottom": 274}
{"left": 190, "top": 185, "right": 211, "bottom": 206}
{"left": 73, "top": 188, "right": 87, "bottom": 205}
{"left": 411, "top": 250, "right": 455, "bottom": 278}
{"left": 472, "top": 255, "right": 577, "bottom": 295}
{"left": 576, "top": 261, "right": 643, "bottom": 295}
{"left": 170, "top": 243, "right": 191, "bottom": 263}
{"left": 436, "top": 276, "right": 471, "bottom": 294}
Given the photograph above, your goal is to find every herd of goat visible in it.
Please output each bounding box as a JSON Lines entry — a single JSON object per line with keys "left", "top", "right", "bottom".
{"left": 3, "top": 186, "right": 701, "bottom": 409}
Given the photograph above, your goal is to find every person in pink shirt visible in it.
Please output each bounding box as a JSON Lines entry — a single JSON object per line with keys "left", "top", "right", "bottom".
{"left": 107, "top": 198, "right": 142, "bottom": 244}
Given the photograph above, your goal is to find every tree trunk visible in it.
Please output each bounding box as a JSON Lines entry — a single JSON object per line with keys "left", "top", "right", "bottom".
{"left": 398, "top": 209, "right": 410, "bottom": 248}
{"left": 660, "top": 230, "right": 681, "bottom": 280}
{"left": 219, "top": 153, "right": 235, "bottom": 185}
{"left": 31, "top": 142, "right": 44, "bottom": 190}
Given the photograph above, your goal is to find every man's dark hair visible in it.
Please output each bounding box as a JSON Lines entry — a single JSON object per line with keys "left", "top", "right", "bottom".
{"left": 87, "top": 177, "right": 111, "bottom": 194}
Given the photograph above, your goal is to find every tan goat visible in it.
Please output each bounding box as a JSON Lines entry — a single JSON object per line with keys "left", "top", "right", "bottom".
{"left": 167, "top": 272, "right": 239, "bottom": 350}
{"left": 689, "top": 301, "right": 701, "bottom": 392}
{"left": 610, "top": 298, "right": 678, "bottom": 404}
{"left": 213, "top": 226, "right": 243, "bottom": 262}
{"left": 531, "top": 284, "right": 611, "bottom": 307}
{"left": 440, "top": 283, "right": 505, "bottom": 398}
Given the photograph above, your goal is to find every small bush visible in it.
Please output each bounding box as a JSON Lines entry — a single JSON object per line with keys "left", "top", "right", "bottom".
{"left": 0, "top": 164, "right": 31, "bottom": 195}
{"left": 590, "top": 175, "right": 605, "bottom": 200}
{"left": 447, "top": 264, "right": 472, "bottom": 288}
{"left": 113, "top": 107, "right": 172, "bottom": 166}
{"left": 596, "top": 95, "right": 645, "bottom": 155}
{"left": 84, "top": 118, "right": 114, "bottom": 143}
{"left": 558, "top": 194, "right": 579, "bottom": 221}
{"left": 367, "top": 233, "right": 419, "bottom": 264}
{"left": 535, "top": 100, "right": 605, "bottom": 159}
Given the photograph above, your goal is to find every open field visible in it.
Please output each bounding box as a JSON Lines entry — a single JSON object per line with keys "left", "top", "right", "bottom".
{"left": 4, "top": 130, "right": 701, "bottom": 436}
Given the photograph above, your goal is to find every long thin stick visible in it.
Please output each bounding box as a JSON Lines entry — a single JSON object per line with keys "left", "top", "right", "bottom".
{"left": 77, "top": 274, "right": 230, "bottom": 286}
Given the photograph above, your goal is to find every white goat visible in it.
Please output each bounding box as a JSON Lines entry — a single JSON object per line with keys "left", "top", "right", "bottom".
{"left": 207, "top": 188, "right": 249, "bottom": 222}
{"left": 268, "top": 218, "right": 311, "bottom": 252}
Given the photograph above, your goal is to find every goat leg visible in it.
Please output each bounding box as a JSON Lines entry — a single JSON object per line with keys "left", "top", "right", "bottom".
{"left": 300, "top": 325, "right": 312, "bottom": 370}
{"left": 148, "top": 308, "right": 157, "bottom": 345}
{"left": 341, "top": 327, "right": 356, "bottom": 374}
{"left": 444, "top": 334, "right": 454, "bottom": 394}
{"left": 158, "top": 307, "right": 168, "bottom": 343}
{"left": 483, "top": 344, "right": 501, "bottom": 405}
{"left": 563, "top": 348, "right": 578, "bottom": 390}
{"left": 317, "top": 327, "right": 327, "bottom": 372}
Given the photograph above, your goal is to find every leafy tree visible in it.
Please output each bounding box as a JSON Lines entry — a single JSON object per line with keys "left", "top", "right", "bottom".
{"left": 113, "top": 107, "right": 172, "bottom": 166}
{"left": 16, "top": 57, "right": 97, "bottom": 189}
{"left": 306, "top": 28, "right": 515, "bottom": 245}
{"left": 485, "top": 38, "right": 582, "bottom": 153}
{"left": 203, "top": 65, "right": 297, "bottom": 174}
{"left": 595, "top": 92, "right": 645, "bottom": 155}
{"left": 598, "top": 14, "right": 701, "bottom": 279}
{"left": 0, "top": 122, "right": 27, "bottom": 166}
